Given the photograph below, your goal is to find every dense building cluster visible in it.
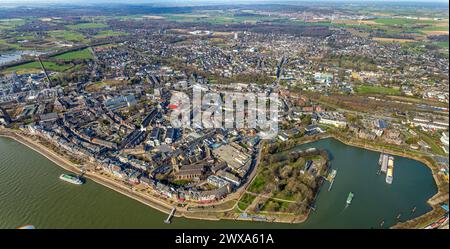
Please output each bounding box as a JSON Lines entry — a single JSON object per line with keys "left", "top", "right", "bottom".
{"left": 0, "top": 7, "right": 448, "bottom": 206}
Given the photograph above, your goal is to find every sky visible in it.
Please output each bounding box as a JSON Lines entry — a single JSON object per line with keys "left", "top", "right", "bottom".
{"left": 1, "top": 0, "right": 449, "bottom": 4}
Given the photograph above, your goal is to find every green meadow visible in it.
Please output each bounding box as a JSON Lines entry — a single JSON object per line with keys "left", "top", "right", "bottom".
{"left": 435, "top": 42, "right": 449, "bottom": 49}
{"left": 374, "top": 18, "right": 437, "bottom": 25}
{"left": 48, "top": 30, "right": 86, "bottom": 42}
{"left": 94, "top": 30, "right": 128, "bottom": 38}
{"left": 0, "top": 18, "right": 26, "bottom": 30}
{"left": 53, "top": 48, "right": 93, "bottom": 61}
{"left": 5, "top": 61, "right": 72, "bottom": 72}
{"left": 356, "top": 86, "right": 401, "bottom": 95}
{"left": 67, "top": 23, "right": 109, "bottom": 29}
{"left": 0, "top": 39, "right": 23, "bottom": 50}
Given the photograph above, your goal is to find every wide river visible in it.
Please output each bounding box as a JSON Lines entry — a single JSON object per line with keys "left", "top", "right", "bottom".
{"left": 0, "top": 136, "right": 437, "bottom": 228}
{"left": 0, "top": 50, "right": 44, "bottom": 65}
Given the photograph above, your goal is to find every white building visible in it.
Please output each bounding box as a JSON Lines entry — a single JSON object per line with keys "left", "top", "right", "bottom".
{"left": 441, "top": 132, "right": 449, "bottom": 146}
{"left": 318, "top": 112, "right": 347, "bottom": 128}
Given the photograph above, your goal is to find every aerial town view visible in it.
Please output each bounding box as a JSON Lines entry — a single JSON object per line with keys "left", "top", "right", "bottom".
{"left": 0, "top": 0, "right": 448, "bottom": 234}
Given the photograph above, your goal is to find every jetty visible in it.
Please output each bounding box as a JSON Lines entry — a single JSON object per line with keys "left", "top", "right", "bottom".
{"left": 164, "top": 207, "right": 176, "bottom": 224}
{"left": 378, "top": 153, "right": 395, "bottom": 184}
{"left": 79, "top": 168, "right": 86, "bottom": 178}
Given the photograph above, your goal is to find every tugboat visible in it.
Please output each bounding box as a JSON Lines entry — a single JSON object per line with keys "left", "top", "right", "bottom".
{"left": 346, "top": 192, "right": 354, "bottom": 206}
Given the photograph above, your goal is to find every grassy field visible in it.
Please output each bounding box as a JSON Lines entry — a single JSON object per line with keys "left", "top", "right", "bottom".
{"left": 161, "top": 13, "right": 277, "bottom": 24}
{"left": 415, "top": 129, "right": 445, "bottom": 156}
{"left": 0, "top": 18, "right": 26, "bottom": 30}
{"left": 247, "top": 175, "right": 266, "bottom": 193}
{"left": 53, "top": 48, "right": 93, "bottom": 61}
{"left": 237, "top": 193, "right": 257, "bottom": 211}
{"left": 67, "top": 23, "right": 109, "bottom": 29}
{"left": 341, "top": 17, "right": 449, "bottom": 45}
{"left": 48, "top": 30, "right": 86, "bottom": 42}
{"left": 171, "top": 179, "right": 193, "bottom": 186}
{"left": 0, "top": 37, "right": 27, "bottom": 50}
{"left": 373, "top": 37, "right": 416, "bottom": 43}
{"left": 374, "top": 18, "right": 437, "bottom": 25}
{"left": 356, "top": 85, "right": 401, "bottom": 95}
{"left": 85, "top": 80, "right": 130, "bottom": 91}
{"left": 5, "top": 61, "right": 72, "bottom": 73}
{"left": 93, "top": 30, "right": 128, "bottom": 38}
{"left": 420, "top": 26, "right": 449, "bottom": 32}
{"left": 3, "top": 68, "right": 42, "bottom": 74}
{"left": 15, "top": 35, "right": 37, "bottom": 41}
{"left": 435, "top": 41, "right": 449, "bottom": 49}
{"left": 261, "top": 199, "right": 291, "bottom": 212}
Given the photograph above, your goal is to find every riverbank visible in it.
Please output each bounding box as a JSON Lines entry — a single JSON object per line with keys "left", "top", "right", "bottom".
{"left": 0, "top": 130, "right": 175, "bottom": 216}
{"left": 1, "top": 128, "right": 445, "bottom": 227}
{"left": 0, "top": 129, "right": 266, "bottom": 223}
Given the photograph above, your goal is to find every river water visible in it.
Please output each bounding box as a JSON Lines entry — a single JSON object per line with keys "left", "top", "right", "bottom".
{"left": 0, "top": 137, "right": 437, "bottom": 228}
{"left": 0, "top": 50, "right": 44, "bottom": 66}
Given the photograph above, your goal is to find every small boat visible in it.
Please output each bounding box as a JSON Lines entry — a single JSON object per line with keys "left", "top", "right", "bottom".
{"left": 59, "top": 174, "right": 83, "bottom": 185}
{"left": 346, "top": 192, "right": 354, "bottom": 206}
{"left": 17, "top": 224, "right": 35, "bottom": 229}
{"left": 328, "top": 169, "right": 337, "bottom": 181}
{"left": 385, "top": 156, "right": 394, "bottom": 184}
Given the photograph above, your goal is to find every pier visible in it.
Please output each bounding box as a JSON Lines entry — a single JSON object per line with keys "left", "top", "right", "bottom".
{"left": 379, "top": 153, "right": 389, "bottom": 174}
{"left": 327, "top": 169, "right": 337, "bottom": 191}
{"left": 164, "top": 207, "right": 176, "bottom": 224}
{"left": 79, "top": 168, "right": 86, "bottom": 178}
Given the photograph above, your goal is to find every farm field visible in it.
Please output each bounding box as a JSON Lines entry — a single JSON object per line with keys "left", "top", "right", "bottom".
{"left": 4, "top": 61, "right": 72, "bottom": 73}
{"left": 374, "top": 18, "right": 438, "bottom": 25}
{"left": 94, "top": 30, "right": 128, "bottom": 38}
{"left": 0, "top": 39, "right": 23, "bottom": 50}
{"left": 373, "top": 37, "right": 417, "bottom": 43}
{"left": 0, "top": 18, "right": 25, "bottom": 30}
{"left": 67, "top": 23, "right": 109, "bottom": 29}
{"left": 52, "top": 48, "right": 93, "bottom": 61}
{"left": 355, "top": 86, "right": 402, "bottom": 95}
{"left": 48, "top": 30, "right": 86, "bottom": 42}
